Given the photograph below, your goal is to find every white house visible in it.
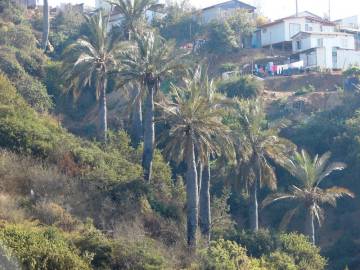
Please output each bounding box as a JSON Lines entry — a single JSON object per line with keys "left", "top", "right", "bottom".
{"left": 291, "top": 31, "right": 360, "bottom": 69}
{"left": 198, "top": 0, "right": 256, "bottom": 24}
{"left": 334, "top": 15, "right": 360, "bottom": 29}
{"left": 259, "top": 11, "right": 335, "bottom": 50}
{"left": 95, "top": 0, "right": 164, "bottom": 29}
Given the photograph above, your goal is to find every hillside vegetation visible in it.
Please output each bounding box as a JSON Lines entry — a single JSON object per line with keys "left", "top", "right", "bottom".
{"left": 0, "top": 1, "right": 360, "bottom": 269}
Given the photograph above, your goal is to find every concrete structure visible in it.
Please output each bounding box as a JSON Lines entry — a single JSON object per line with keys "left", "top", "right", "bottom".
{"left": 259, "top": 12, "right": 335, "bottom": 50}
{"left": 292, "top": 32, "right": 360, "bottom": 69}
{"left": 13, "top": 0, "right": 39, "bottom": 8}
{"left": 334, "top": 15, "right": 360, "bottom": 29}
{"left": 198, "top": 0, "right": 256, "bottom": 24}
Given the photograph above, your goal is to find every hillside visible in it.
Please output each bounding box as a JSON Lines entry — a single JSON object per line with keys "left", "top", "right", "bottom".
{"left": 0, "top": 1, "right": 360, "bottom": 270}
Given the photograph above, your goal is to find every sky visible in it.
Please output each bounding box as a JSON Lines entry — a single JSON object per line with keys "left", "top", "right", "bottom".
{"left": 49, "top": 0, "right": 360, "bottom": 21}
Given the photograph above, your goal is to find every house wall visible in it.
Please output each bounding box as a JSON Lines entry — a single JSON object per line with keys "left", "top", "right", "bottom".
{"left": 200, "top": 1, "right": 254, "bottom": 24}
{"left": 292, "top": 34, "right": 355, "bottom": 53}
{"left": 336, "top": 49, "right": 360, "bottom": 69}
{"left": 260, "top": 17, "right": 335, "bottom": 47}
{"left": 201, "top": 7, "right": 221, "bottom": 23}
{"left": 261, "top": 21, "right": 286, "bottom": 46}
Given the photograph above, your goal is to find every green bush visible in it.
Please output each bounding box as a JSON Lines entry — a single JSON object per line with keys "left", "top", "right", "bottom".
{"left": 0, "top": 74, "right": 142, "bottom": 182}
{"left": 217, "top": 76, "right": 263, "bottom": 99}
{"left": 229, "top": 229, "right": 276, "bottom": 258}
{"left": 0, "top": 46, "right": 52, "bottom": 112}
{"left": 0, "top": 223, "right": 91, "bottom": 270}
{"left": 260, "top": 251, "right": 297, "bottom": 270}
{"left": 73, "top": 222, "right": 113, "bottom": 270}
{"left": 112, "top": 240, "right": 167, "bottom": 270}
{"left": 278, "top": 233, "right": 326, "bottom": 270}
{"left": 199, "top": 239, "right": 255, "bottom": 270}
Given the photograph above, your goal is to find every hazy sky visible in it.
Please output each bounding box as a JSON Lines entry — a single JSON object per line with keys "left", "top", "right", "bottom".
{"left": 50, "top": 0, "right": 359, "bottom": 21}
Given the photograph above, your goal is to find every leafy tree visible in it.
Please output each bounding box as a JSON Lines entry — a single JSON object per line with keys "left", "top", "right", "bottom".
{"left": 108, "top": 0, "right": 161, "bottom": 145}
{"left": 63, "top": 12, "right": 121, "bottom": 142}
{"left": 206, "top": 20, "right": 238, "bottom": 53}
{"left": 118, "top": 31, "right": 187, "bottom": 181}
{"left": 263, "top": 150, "right": 354, "bottom": 244}
{"left": 230, "top": 99, "right": 294, "bottom": 232}
{"left": 157, "top": 76, "right": 230, "bottom": 247}
{"left": 226, "top": 9, "right": 255, "bottom": 48}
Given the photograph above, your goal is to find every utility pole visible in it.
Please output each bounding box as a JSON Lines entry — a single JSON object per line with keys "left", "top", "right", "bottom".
{"left": 296, "top": 0, "right": 299, "bottom": 17}
{"left": 328, "top": 0, "right": 331, "bottom": 21}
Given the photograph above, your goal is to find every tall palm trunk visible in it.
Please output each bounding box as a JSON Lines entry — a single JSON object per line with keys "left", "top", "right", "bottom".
{"left": 142, "top": 78, "right": 155, "bottom": 182}
{"left": 305, "top": 206, "right": 316, "bottom": 245}
{"left": 42, "top": 0, "right": 49, "bottom": 51}
{"left": 249, "top": 177, "right": 259, "bottom": 231}
{"left": 199, "top": 158, "right": 211, "bottom": 243}
{"left": 186, "top": 134, "right": 199, "bottom": 248}
{"left": 198, "top": 162, "right": 203, "bottom": 194}
{"left": 130, "top": 87, "right": 143, "bottom": 147}
{"left": 249, "top": 157, "right": 260, "bottom": 231}
{"left": 98, "top": 76, "right": 108, "bottom": 143}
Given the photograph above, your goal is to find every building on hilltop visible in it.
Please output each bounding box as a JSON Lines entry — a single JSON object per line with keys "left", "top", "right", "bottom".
{"left": 197, "top": 0, "right": 256, "bottom": 24}
{"left": 291, "top": 31, "right": 360, "bottom": 70}
{"left": 13, "top": 0, "right": 39, "bottom": 9}
{"left": 258, "top": 11, "right": 336, "bottom": 50}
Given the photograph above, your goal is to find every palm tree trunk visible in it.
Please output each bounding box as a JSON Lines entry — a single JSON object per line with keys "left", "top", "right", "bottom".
{"left": 198, "top": 162, "right": 203, "bottom": 194}
{"left": 249, "top": 156, "right": 261, "bottom": 232}
{"left": 249, "top": 177, "right": 259, "bottom": 232}
{"left": 305, "top": 207, "right": 316, "bottom": 245}
{"left": 186, "top": 135, "right": 199, "bottom": 248}
{"left": 130, "top": 87, "right": 143, "bottom": 147}
{"left": 199, "top": 158, "right": 211, "bottom": 243}
{"left": 42, "top": 0, "right": 49, "bottom": 51}
{"left": 98, "top": 77, "right": 108, "bottom": 143}
{"left": 142, "top": 80, "right": 155, "bottom": 182}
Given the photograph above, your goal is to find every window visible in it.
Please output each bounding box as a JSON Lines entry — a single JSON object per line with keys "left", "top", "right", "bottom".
{"left": 262, "top": 28, "right": 267, "bottom": 33}
{"left": 305, "top": 24, "right": 313, "bottom": 31}
{"left": 317, "top": 38, "right": 323, "bottom": 47}
{"left": 296, "top": 40, "right": 301, "bottom": 50}
{"left": 341, "top": 38, "right": 348, "bottom": 48}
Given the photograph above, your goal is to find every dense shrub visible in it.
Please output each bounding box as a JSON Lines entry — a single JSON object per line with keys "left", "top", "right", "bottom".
{"left": 228, "top": 230, "right": 326, "bottom": 270}
{"left": 73, "top": 222, "right": 113, "bottom": 270}
{"left": 0, "top": 46, "right": 52, "bottom": 112}
{"left": 112, "top": 239, "right": 167, "bottom": 270}
{"left": 0, "top": 223, "right": 91, "bottom": 269}
{"left": 0, "top": 74, "right": 142, "bottom": 182}
{"left": 218, "top": 76, "right": 263, "bottom": 99}
{"left": 198, "top": 239, "right": 256, "bottom": 270}
{"left": 278, "top": 233, "right": 326, "bottom": 270}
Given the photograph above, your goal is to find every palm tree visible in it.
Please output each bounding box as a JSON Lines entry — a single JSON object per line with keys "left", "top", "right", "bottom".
{"left": 157, "top": 78, "right": 231, "bottom": 247}
{"left": 63, "top": 12, "right": 121, "bottom": 142}
{"left": 107, "top": 0, "right": 161, "bottom": 40}
{"left": 231, "top": 99, "right": 293, "bottom": 232}
{"left": 108, "top": 0, "right": 161, "bottom": 145}
{"left": 118, "top": 31, "right": 187, "bottom": 181}
{"left": 189, "top": 65, "right": 234, "bottom": 243}
{"left": 262, "top": 150, "right": 354, "bottom": 245}
{"left": 41, "top": 0, "right": 49, "bottom": 51}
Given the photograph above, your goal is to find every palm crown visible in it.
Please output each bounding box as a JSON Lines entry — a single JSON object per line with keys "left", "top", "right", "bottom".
{"left": 157, "top": 71, "right": 232, "bottom": 164}
{"left": 262, "top": 150, "right": 354, "bottom": 244}
{"left": 263, "top": 150, "right": 354, "bottom": 229}
{"left": 118, "top": 31, "right": 186, "bottom": 87}
{"left": 63, "top": 13, "right": 121, "bottom": 97}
